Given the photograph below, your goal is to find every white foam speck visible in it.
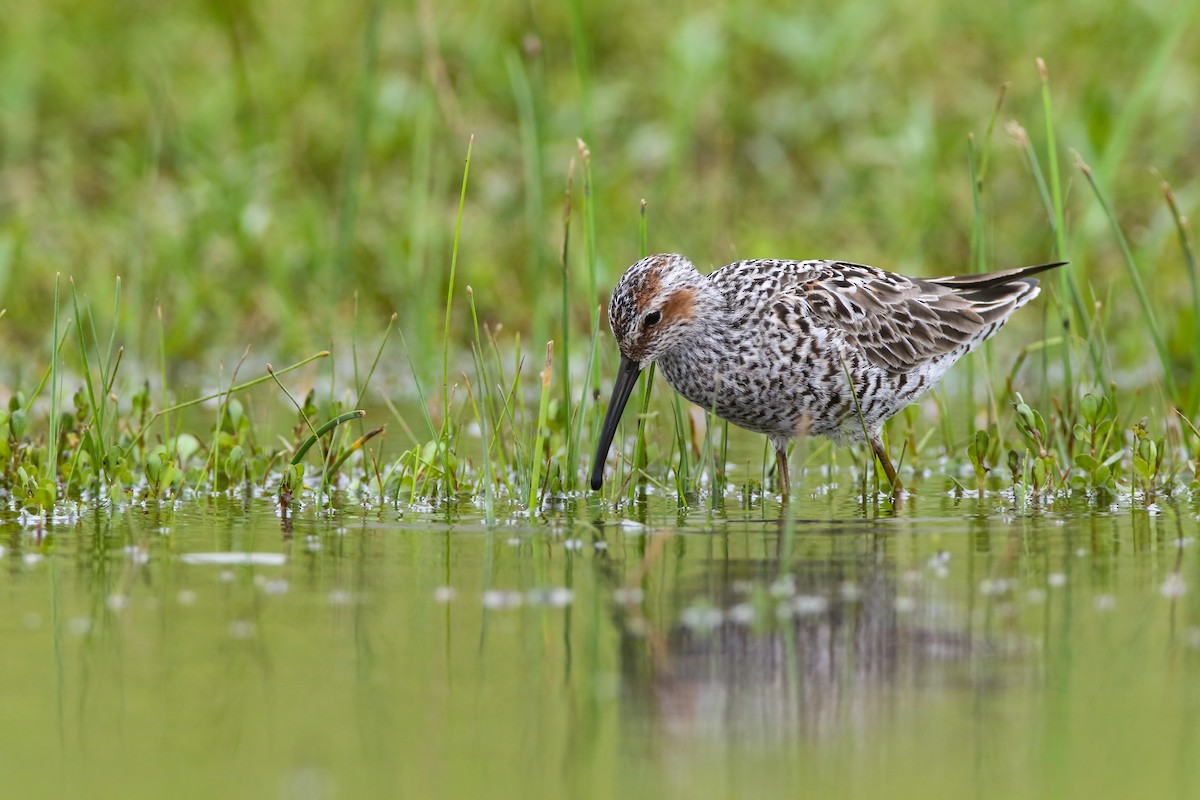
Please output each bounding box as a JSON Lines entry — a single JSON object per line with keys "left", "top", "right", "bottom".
{"left": 228, "top": 620, "right": 256, "bottom": 640}
{"left": 182, "top": 552, "right": 287, "bottom": 566}
{"left": 791, "top": 595, "right": 829, "bottom": 616}
{"left": 727, "top": 604, "right": 756, "bottom": 625}
{"left": 482, "top": 589, "right": 524, "bottom": 609}
{"left": 1161, "top": 573, "right": 1187, "bottom": 598}
{"left": 613, "top": 587, "right": 644, "bottom": 605}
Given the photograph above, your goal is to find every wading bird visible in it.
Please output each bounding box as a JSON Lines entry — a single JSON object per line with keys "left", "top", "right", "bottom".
{"left": 590, "top": 254, "right": 1065, "bottom": 498}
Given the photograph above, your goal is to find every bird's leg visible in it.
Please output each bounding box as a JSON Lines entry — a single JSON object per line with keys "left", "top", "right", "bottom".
{"left": 870, "top": 436, "right": 903, "bottom": 492}
{"left": 775, "top": 445, "right": 791, "bottom": 503}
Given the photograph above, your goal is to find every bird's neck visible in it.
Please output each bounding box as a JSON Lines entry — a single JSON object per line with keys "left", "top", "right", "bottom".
{"left": 655, "top": 288, "right": 732, "bottom": 410}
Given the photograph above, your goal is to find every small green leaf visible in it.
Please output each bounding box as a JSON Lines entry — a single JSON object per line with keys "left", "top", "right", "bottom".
{"left": 148, "top": 457, "right": 162, "bottom": 486}
{"left": 9, "top": 408, "right": 27, "bottom": 438}
{"left": 173, "top": 433, "right": 202, "bottom": 463}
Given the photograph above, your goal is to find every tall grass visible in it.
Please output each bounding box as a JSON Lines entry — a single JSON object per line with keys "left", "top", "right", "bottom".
{"left": 1159, "top": 176, "right": 1200, "bottom": 414}
{"left": 2, "top": 1, "right": 1199, "bottom": 516}
{"left": 1076, "top": 154, "right": 1178, "bottom": 405}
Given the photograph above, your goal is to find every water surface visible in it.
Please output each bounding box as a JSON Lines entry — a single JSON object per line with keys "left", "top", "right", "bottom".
{"left": 2, "top": 478, "right": 1197, "bottom": 799}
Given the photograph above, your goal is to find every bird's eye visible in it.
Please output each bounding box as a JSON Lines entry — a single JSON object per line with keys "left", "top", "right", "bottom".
{"left": 644, "top": 310, "right": 662, "bottom": 327}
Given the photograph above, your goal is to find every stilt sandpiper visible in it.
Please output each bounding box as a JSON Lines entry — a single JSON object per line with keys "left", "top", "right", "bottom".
{"left": 590, "top": 254, "right": 1066, "bottom": 498}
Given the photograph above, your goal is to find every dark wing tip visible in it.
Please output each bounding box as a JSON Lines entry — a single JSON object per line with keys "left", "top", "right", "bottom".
{"left": 932, "top": 260, "right": 1068, "bottom": 290}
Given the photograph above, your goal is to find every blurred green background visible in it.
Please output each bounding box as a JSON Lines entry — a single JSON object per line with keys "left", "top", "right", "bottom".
{"left": 1, "top": 0, "right": 1197, "bottom": 386}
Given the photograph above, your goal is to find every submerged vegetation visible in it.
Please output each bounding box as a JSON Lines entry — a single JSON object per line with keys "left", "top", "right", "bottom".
{"left": 1, "top": 0, "right": 1198, "bottom": 520}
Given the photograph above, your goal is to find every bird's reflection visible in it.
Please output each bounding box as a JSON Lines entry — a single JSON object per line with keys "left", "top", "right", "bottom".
{"left": 601, "top": 528, "right": 1010, "bottom": 745}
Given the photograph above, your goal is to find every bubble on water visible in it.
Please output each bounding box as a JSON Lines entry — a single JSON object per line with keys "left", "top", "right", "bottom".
{"left": 1161, "top": 573, "right": 1187, "bottom": 598}
{"left": 613, "top": 587, "right": 644, "bottom": 605}
{"left": 681, "top": 605, "right": 723, "bottom": 632}
{"left": 184, "top": 553, "right": 287, "bottom": 566}
{"left": 727, "top": 603, "right": 756, "bottom": 625}
{"left": 177, "top": 590, "right": 198, "bottom": 606}
{"left": 482, "top": 590, "right": 523, "bottom": 609}
{"left": 228, "top": 620, "right": 257, "bottom": 640}
{"left": 107, "top": 594, "right": 129, "bottom": 611}
{"left": 1093, "top": 594, "right": 1117, "bottom": 612}
{"left": 528, "top": 587, "right": 573, "bottom": 607}
{"left": 279, "top": 765, "right": 336, "bottom": 800}
{"left": 433, "top": 586, "right": 457, "bottom": 603}
{"left": 328, "top": 590, "right": 354, "bottom": 606}
{"left": 791, "top": 595, "right": 829, "bottom": 616}
{"left": 1025, "top": 589, "right": 1047, "bottom": 605}
{"left": 23, "top": 612, "right": 42, "bottom": 630}
{"left": 768, "top": 577, "right": 796, "bottom": 598}
{"left": 124, "top": 546, "right": 149, "bottom": 565}
{"left": 218, "top": 570, "right": 236, "bottom": 583}
{"left": 506, "top": 537, "right": 521, "bottom": 547}
{"left": 23, "top": 553, "right": 42, "bottom": 566}
{"left": 1048, "top": 573, "right": 1067, "bottom": 588}
{"left": 562, "top": 538, "right": 584, "bottom": 552}
{"left": 593, "top": 540, "right": 608, "bottom": 551}
{"left": 840, "top": 582, "right": 862, "bottom": 602}
{"left": 68, "top": 617, "right": 92, "bottom": 636}
{"left": 262, "top": 579, "right": 289, "bottom": 596}
{"left": 980, "top": 579, "right": 1013, "bottom": 596}
{"left": 894, "top": 596, "right": 917, "bottom": 614}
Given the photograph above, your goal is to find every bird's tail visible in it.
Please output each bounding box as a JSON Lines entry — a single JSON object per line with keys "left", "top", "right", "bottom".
{"left": 933, "top": 261, "right": 1069, "bottom": 291}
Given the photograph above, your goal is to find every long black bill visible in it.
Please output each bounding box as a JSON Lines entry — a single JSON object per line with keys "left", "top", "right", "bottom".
{"left": 590, "top": 355, "right": 643, "bottom": 490}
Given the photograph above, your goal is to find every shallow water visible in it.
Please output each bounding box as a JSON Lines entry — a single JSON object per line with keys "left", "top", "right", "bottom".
{"left": 3, "top": 478, "right": 1199, "bottom": 799}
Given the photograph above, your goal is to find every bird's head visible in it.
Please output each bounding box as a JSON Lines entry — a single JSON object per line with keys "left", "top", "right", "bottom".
{"left": 606, "top": 253, "right": 705, "bottom": 369}
{"left": 591, "top": 254, "right": 707, "bottom": 490}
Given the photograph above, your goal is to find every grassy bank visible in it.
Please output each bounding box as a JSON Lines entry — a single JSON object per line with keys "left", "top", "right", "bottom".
{"left": 1, "top": 0, "right": 1198, "bottom": 516}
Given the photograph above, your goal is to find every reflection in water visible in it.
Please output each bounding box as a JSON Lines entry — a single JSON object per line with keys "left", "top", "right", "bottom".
{"left": 605, "top": 524, "right": 1028, "bottom": 746}
{"left": 3, "top": 494, "right": 1199, "bottom": 799}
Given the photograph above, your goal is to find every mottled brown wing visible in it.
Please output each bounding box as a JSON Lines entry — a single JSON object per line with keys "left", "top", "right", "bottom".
{"left": 769, "top": 261, "right": 1058, "bottom": 374}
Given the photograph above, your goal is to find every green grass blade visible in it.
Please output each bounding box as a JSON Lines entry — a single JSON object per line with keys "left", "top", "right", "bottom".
{"left": 443, "top": 134, "right": 474, "bottom": 426}
{"left": 292, "top": 411, "right": 367, "bottom": 466}
{"left": 331, "top": 0, "right": 383, "bottom": 295}
{"left": 528, "top": 342, "right": 553, "bottom": 511}
{"left": 47, "top": 274, "right": 62, "bottom": 484}
{"left": 559, "top": 159, "right": 576, "bottom": 488}
{"left": 1077, "top": 155, "right": 1178, "bottom": 404}
{"left": 1159, "top": 175, "right": 1200, "bottom": 413}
